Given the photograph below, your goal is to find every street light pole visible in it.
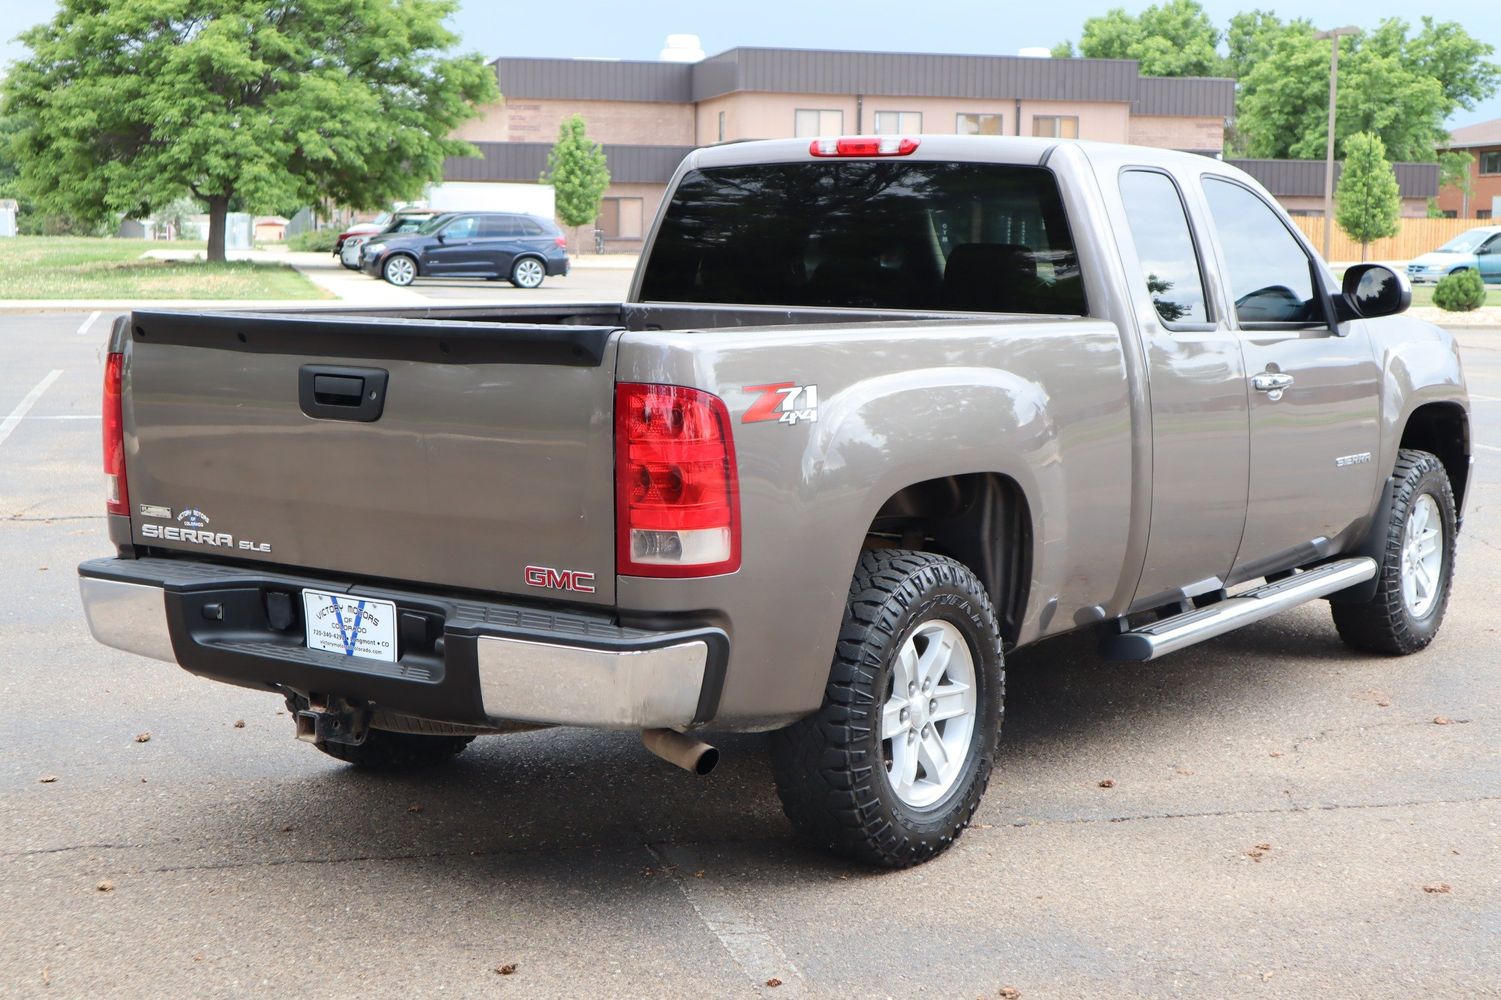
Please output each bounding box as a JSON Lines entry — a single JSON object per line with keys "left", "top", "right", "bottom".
{"left": 1316, "top": 27, "right": 1359, "bottom": 260}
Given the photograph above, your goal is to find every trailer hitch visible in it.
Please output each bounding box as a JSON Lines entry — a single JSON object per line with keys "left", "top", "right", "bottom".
{"left": 292, "top": 694, "right": 372, "bottom": 746}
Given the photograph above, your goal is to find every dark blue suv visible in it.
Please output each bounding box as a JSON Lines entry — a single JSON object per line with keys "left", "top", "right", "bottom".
{"left": 360, "top": 212, "right": 570, "bottom": 288}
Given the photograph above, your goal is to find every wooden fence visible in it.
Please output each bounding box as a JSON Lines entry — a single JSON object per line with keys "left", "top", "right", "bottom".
{"left": 1290, "top": 216, "right": 1478, "bottom": 263}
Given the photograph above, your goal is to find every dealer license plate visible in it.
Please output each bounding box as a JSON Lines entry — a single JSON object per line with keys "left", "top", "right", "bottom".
{"left": 302, "top": 589, "right": 397, "bottom": 662}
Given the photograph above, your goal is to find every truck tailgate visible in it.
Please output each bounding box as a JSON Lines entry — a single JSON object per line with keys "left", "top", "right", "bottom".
{"left": 121, "top": 311, "right": 620, "bottom": 605}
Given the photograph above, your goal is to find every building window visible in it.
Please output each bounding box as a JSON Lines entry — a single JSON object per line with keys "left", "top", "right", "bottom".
{"left": 1032, "top": 116, "right": 1080, "bottom": 139}
{"left": 1479, "top": 209, "right": 1494, "bottom": 220}
{"left": 794, "top": 109, "right": 844, "bottom": 137}
{"left": 1443, "top": 210, "right": 1458, "bottom": 219}
{"left": 717, "top": 111, "right": 726, "bottom": 143}
{"left": 873, "top": 111, "right": 922, "bottom": 134}
{"left": 957, "top": 113, "right": 1003, "bottom": 136}
{"left": 1480, "top": 151, "right": 1501, "bottom": 175}
{"left": 598, "top": 197, "right": 644, "bottom": 240}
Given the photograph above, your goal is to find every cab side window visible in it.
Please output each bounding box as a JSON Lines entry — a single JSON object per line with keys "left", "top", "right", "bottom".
{"left": 1119, "top": 170, "right": 1210, "bottom": 327}
{"left": 1202, "top": 177, "right": 1324, "bottom": 327}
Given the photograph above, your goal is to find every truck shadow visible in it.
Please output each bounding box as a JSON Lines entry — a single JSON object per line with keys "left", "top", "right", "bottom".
{"left": 205, "top": 607, "right": 1370, "bottom": 876}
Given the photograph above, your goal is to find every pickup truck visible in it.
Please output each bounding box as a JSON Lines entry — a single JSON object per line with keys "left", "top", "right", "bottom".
{"left": 79, "top": 136, "right": 1470, "bottom": 868}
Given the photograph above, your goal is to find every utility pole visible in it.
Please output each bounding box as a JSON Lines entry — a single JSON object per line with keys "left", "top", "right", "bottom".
{"left": 1315, "top": 26, "right": 1359, "bottom": 260}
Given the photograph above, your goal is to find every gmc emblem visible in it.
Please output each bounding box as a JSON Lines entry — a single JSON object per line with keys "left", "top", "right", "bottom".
{"left": 524, "top": 564, "right": 597, "bottom": 594}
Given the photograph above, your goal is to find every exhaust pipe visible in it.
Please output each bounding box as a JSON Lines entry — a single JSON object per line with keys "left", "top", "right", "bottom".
{"left": 642, "top": 728, "right": 719, "bottom": 775}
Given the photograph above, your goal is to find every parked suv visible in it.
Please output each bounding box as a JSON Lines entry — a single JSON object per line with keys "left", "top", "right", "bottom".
{"left": 361, "top": 212, "right": 570, "bottom": 287}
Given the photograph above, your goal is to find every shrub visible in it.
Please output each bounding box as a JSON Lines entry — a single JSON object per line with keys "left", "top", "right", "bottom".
{"left": 1432, "top": 268, "right": 1486, "bottom": 312}
{"left": 288, "top": 228, "right": 338, "bottom": 253}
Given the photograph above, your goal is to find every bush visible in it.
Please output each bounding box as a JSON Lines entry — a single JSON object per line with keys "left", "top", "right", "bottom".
{"left": 1432, "top": 268, "right": 1487, "bottom": 312}
{"left": 287, "top": 228, "right": 338, "bottom": 253}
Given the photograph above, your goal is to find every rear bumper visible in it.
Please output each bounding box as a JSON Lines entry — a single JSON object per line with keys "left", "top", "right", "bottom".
{"left": 78, "top": 557, "right": 726, "bottom": 730}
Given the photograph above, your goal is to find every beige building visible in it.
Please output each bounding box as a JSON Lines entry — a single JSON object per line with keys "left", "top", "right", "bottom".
{"left": 449, "top": 47, "right": 1238, "bottom": 250}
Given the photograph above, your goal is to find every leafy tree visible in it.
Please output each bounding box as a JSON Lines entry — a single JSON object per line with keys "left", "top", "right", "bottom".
{"left": 1335, "top": 133, "right": 1401, "bottom": 261}
{"left": 1075, "top": 1, "right": 1223, "bottom": 77}
{"left": 1, "top": 0, "right": 498, "bottom": 260}
{"left": 1049, "top": 41, "right": 1076, "bottom": 59}
{"left": 544, "top": 115, "right": 611, "bottom": 239}
{"left": 1233, "top": 17, "right": 1498, "bottom": 162}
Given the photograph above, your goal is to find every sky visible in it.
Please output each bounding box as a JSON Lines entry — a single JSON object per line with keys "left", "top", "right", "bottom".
{"left": 3, "top": 0, "right": 1500, "bottom": 128}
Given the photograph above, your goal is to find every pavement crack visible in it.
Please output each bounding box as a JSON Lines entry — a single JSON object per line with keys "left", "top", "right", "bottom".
{"left": 1004, "top": 794, "right": 1501, "bottom": 829}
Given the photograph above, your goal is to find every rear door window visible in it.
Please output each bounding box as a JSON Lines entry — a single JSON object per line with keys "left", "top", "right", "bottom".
{"left": 639, "top": 161, "right": 1084, "bottom": 314}
{"left": 1119, "top": 170, "right": 1210, "bottom": 327}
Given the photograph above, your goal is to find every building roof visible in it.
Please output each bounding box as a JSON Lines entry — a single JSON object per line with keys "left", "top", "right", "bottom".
{"left": 1442, "top": 117, "right": 1501, "bottom": 150}
{"left": 491, "top": 46, "right": 1235, "bottom": 119}
{"left": 1227, "top": 159, "right": 1438, "bottom": 199}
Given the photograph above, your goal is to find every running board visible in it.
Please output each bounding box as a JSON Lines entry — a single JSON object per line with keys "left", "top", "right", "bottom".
{"left": 1100, "top": 557, "right": 1378, "bottom": 662}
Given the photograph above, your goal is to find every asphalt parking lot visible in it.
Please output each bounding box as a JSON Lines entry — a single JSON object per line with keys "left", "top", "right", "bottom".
{"left": 0, "top": 314, "right": 1498, "bottom": 999}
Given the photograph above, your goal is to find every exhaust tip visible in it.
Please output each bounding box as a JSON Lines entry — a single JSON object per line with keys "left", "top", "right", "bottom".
{"left": 642, "top": 728, "right": 719, "bottom": 776}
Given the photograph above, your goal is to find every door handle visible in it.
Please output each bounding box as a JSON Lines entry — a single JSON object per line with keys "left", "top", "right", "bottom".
{"left": 298, "top": 365, "right": 388, "bottom": 422}
{"left": 1248, "top": 372, "right": 1296, "bottom": 390}
{"left": 1251, "top": 371, "right": 1294, "bottom": 401}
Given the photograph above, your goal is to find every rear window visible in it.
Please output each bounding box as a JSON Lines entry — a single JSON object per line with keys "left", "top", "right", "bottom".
{"left": 639, "top": 160, "right": 1084, "bottom": 314}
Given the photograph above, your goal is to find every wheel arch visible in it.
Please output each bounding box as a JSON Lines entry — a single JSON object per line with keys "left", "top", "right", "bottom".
{"left": 1400, "top": 401, "right": 1470, "bottom": 523}
{"left": 864, "top": 473, "right": 1034, "bottom": 648}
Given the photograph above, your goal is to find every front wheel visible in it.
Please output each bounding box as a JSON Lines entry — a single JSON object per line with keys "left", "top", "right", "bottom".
{"left": 382, "top": 254, "right": 417, "bottom": 287}
{"left": 510, "top": 257, "right": 546, "bottom": 288}
{"left": 1332, "top": 449, "right": 1457, "bottom": 655}
{"left": 769, "top": 550, "right": 1003, "bottom": 868}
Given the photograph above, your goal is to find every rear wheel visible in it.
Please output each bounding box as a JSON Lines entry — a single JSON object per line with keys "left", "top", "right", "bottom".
{"left": 382, "top": 254, "right": 417, "bottom": 287}
{"left": 510, "top": 257, "right": 546, "bottom": 288}
{"left": 769, "top": 550, "right": 1003, "bottom": 868}
{"left": 1332, "top": 449, "right": 1457, "bottom": 654}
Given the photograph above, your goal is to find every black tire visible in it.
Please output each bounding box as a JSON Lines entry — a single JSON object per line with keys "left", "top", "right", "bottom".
{"left": 769, "top": 549, "right": 1003, "bottom": 868}
{"left": 510, "top": 256, "right": 546, "bottom": 288}
{"left": 314, "top": 728, "right": 473, "bottom": 770}
{"left": 1332, "top": 449, "right": 1457, "bottom": 655}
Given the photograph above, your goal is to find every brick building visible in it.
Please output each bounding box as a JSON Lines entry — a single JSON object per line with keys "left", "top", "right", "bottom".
{"left": 1436, "top": 117, "right": 1501, "bottom": 219}
{"left": 446, "top": 47, "right": 1236, "bottom": 250}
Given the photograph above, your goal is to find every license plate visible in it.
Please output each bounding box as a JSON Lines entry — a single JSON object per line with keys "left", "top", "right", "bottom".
{"left": 302, "top": 589, "right": 397, "bottom": 662}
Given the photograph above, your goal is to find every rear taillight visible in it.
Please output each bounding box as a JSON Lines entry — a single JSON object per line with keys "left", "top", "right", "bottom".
{"left": 615, "top": 383, "right": 740, "bottom": 578}
{"left": 554, "top": 235, "right": 567, "bottom": 249}
{"left": 809, "top": 136, "right": 920, "bottom": 157}
{"left": 103, "top": 352, "right": 128, "bottom": 516}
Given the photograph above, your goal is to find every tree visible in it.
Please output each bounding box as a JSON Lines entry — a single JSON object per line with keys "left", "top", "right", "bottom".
{"left": 544, "top": 115, "right": 610, "bottom": 246}
{"left": 0, "top": 0, "right": 497, "bottom": 261}
{"left": 1438, "top": 149, "right": 1474, "bottom": 217}
{"left": 1075, "top": 1, "right": 1223, "bottom": 77}
{"left": 1336, "top": 133, "right": 1401, "bottom": 261}
{"left": 1233, "top": 17, "right": 1498, "bottom": 162}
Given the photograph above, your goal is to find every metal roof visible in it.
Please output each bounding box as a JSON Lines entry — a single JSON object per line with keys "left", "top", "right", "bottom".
{"left": 491, "top": 47, "right": 1235, "bottom": 118}
{"left": 444, "top": 142, "right": 696, "bottom": 185}
{"left": 1227, "top": 159, "right": 1439, "bottom": 199}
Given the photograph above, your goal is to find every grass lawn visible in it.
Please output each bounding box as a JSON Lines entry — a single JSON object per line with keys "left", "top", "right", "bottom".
{"left": 0, "top": 236, "right": 331, "bottom": 300}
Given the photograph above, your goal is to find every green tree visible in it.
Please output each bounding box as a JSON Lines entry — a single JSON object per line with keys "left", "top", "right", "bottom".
{"left": 1335, "top": 133, "right": 1401, "bottom": 261}
{"left": 1075, "top": 1, "right": 1223, "bottom": 77}
{"left": 544, "top": 115, "right": 611, "bottom": 243}
{"left": 1, "top": 0, "right": 497, "bottom": 261}
{"left": 1049, "top": 40, "right": 1076, "bottom": 60}
{"left": 1233, "top": 17, "right": 1497, "bottom": 162}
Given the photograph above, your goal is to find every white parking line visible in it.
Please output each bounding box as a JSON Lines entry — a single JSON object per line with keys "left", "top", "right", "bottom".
{"left": 1476, "top": 443, "right": 1501, "bottom": 454}
{"left": 75, "top": 311, "right": 101, "bottom": 336}
{"left": 0, "top": 370, "right": 64, "bottom": 447}
{"left": 23, "top": 414, "right": 98, "bottom": 420}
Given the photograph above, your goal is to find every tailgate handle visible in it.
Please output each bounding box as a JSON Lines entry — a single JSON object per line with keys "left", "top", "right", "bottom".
{"left": 298, "top": 365, "right": 388, "bottom": 422}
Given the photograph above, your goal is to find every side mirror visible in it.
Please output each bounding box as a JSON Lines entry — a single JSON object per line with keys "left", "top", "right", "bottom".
{"left": 434, "top": 231, "right": 447, "bottom": 243}
{"left": 1338, "top": 263, "right": 1410, "bottom": 322}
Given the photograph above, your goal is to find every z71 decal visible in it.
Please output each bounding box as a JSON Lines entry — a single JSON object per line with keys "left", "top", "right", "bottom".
{"left": 743, "top": 382, "right": 818, "bottom": 425}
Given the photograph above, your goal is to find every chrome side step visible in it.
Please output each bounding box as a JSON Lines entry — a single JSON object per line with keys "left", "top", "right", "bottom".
{"left": 1100, "top": 557, "right": 1378, "bottom": 662}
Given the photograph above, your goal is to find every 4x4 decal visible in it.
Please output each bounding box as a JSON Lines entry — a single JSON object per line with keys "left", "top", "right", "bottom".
{"left": 743, "top": 382, "right": 818, "bottom": 425}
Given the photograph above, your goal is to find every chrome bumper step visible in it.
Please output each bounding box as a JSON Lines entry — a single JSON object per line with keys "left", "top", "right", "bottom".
{"left": 1100, "top": 557, "right": 1378, "bottom": 662}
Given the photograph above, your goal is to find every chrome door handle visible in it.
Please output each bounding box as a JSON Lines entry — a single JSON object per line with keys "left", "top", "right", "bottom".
{"left": 1252, "top": 372, "right": 1295, "bottom": 392}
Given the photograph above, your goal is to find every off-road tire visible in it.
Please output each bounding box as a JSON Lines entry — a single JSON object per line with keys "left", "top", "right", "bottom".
{"left": 1332, "top": 449, "right": 1457, "bottom": 655}
{"left": 314, "top": 728, "right": 473, "bottom": 770}
{"left": 769, "top": 549, "right": 1004, "bottom": 868}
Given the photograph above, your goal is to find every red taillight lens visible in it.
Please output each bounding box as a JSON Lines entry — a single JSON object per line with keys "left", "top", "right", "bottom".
{"left": 103, "top": 351, "right": 128, "bottom": 516}
{"left": 809, "top": 136, "right": 921, "bottom": 157}
{"left": 554, "top": 235, "right": 567, "bottom": 249}
{"left": 615, "top": 383, "right": 740, "bottom": 578}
